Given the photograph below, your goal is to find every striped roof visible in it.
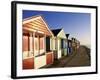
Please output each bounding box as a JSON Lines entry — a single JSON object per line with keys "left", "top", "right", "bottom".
{"left": 23, "top": 15, "right": 52, "bottom": 36}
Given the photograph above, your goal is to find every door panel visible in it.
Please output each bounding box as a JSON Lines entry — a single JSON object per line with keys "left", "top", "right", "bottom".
{"left": 46, "top": 52, "right": 53, "bottom": 64}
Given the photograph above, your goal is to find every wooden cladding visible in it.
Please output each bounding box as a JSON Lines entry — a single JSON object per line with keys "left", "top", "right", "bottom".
{"left": 22, "top": 16, "right": 54, "bottom": 69}
{"left": 23, "top": 35, "right": 29, "bottom": 51}
{"left": 23, "top": 17, "right": 52, "bottom": 36}
{"left": 35, "top": 38, "right": 38, "bottom": 50}
{"left": 46, "top": 52, "right": 53, "bottom": 65}
{"left": 23, "top": 58, "right": 34, "bottom": 69}
{"left": 40, "top": 37, "right": 44, "bottom": 49}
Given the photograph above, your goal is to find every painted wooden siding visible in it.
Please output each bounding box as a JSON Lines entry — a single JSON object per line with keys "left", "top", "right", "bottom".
{"left": 23, "top": 17, "right": 52, "bottom": 36}
{"left": 46, "top": 52, "right": 54, "bottom": 65}
{"left": 23, "top": 58, "right": 34, "bottom": 69}
{"left": 23, "top": 16, "right": 54, "bottom": 69}
{"left": 23, "top": 35, "right": 29, "bottom": 51}
{"left": 57, "top": 38, "right": 62, "bottom": 59}
{"left": 40, "top": 37, "right": 44, "bottom": 49}
{"left": 51, "top": 38, "right": 56, "bottom": 50}
{"left": 34, "top": 55, "right": 46, "bottom": 69}
{"left": 50, "top": 38, "right": 56, "bottom": 51}
{"left": 57, "top": 29, "right": 66, "bottom": 39}
{"left": 23, "top": 35, "right": 32, "bottom": 60}
{"left": 58, "top": 38, "right": 61, "bottom": 50}
{"left": 53, "top": 38, "right": 56, "bottom": 50}
{"left": 61, "top": 49, "right": 67, "bottom": 56}
{"left": 58, "top": 50, "right": 61, "bottom": 59}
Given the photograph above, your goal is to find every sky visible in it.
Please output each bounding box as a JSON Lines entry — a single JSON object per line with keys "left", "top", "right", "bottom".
{"left": 23, "top": 10, "right": 91, "bottom": 47}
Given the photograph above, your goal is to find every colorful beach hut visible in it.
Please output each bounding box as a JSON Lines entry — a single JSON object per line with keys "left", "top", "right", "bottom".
{"left": 71, "top": 38, "right": 77, "bottom": 53}
{"left": 67, "top": 39, "right": 73, "bottom": 55}
{"left": 75, "top": 39, "right": 80, "bottom": 49}
{"left": 22, "top": 15, "right": 54, "bottom": 69}
{"left": 51, "top": 29, "right": 67, "bottom": 59}
{"left": 65, "top": 34, "right": 72, "bottom": 55}
{"left": 76, "top": 40, "right": 80, "bottom": 49}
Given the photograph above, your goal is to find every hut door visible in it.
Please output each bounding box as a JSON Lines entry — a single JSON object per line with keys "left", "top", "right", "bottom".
{"left": 46, "top": 37, "right": 50, "bottom": 52}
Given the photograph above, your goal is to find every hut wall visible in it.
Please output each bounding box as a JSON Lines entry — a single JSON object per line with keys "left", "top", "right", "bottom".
{"left": 46, "top": 52, "right": 54, "bottom": 65}
{"left": 34, "top": 55, "right": 46, "bottom": 69}
{"left": 57, "top": 39, "right": 62, "bottom": 59}
{"left": 23, "top": 58, "right": 34, "bottom": 69}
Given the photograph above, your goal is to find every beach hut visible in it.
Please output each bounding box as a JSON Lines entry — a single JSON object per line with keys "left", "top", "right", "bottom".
{"left": 51, "top": 29, "right": 67, "bottom": 59}
{"left": 22, "top": 15, "right": 54, "bottom": 69}
{"left": 65, "top": 34, "right": 72, "bottom": 55}
{"left": 71, "top": 38, "right": 77, "bottom": 53}
{"left": 76, "top": 40, "right": 80, "bottom": 49}
{"left": 67, "top": 40, "right": 73, "bottom": 55}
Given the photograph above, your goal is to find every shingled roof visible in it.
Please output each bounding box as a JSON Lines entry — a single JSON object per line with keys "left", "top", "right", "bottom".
{"left": 51, "top": 29, "right": 62, "bottom": 36}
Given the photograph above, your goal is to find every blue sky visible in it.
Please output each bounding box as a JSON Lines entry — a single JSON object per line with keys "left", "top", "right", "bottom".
{"left": 23, "top": 10, "right": 91, "bottom": 46}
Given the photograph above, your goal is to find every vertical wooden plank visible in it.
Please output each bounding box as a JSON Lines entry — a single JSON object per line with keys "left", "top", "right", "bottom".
{"left": 46, "top": 52, "right": 53, "bottom": 65}
{"left": 23, "top": 58, "right": 34, "bottom": 69}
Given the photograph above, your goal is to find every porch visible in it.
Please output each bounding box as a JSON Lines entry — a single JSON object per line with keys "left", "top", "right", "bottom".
{"left": 22, "top": 16, "right": 54, "bottom": 69}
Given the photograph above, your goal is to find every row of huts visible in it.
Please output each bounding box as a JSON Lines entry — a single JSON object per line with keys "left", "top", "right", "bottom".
{"left": 22, "top": 15, "right": 80, "bottom": 69}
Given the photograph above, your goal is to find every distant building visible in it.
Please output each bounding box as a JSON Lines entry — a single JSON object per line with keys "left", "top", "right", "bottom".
{"left": 22, "top": 15, "right": 54, "bottom": 69}
{"left": 71, "top": 38, "right": 80, "bottom": 53}
{"left": 71, "top": 38, "right": 77, "bottom": 53}
{"left": 51, "top": 28, "right": 67, "bottom": 59}
{"left": 65, "top": 34, "right": 73, "bottom": 55}
{"left": 65, "top": 34, "right": 69, "bottom": 54}
{"left": 68, "top": 39, "right": 73, "bottom": 55}
{"left": 76, "top": 40, "right": 80, "bottom": 49}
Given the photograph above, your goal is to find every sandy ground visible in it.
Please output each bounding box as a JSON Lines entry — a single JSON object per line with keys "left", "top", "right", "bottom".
{"left": 42, "top": 46, "right": 91, "bottom": 68}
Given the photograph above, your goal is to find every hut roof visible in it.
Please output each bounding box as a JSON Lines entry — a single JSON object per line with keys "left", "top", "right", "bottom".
{"left": 66, "top": 34, "right": 69, "bottom": 38}
{"left": 51, "top": 29, "right": 62, "bottom": 36}
{"left": 23, "top": 15, "right": 53, "bottom": 36}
